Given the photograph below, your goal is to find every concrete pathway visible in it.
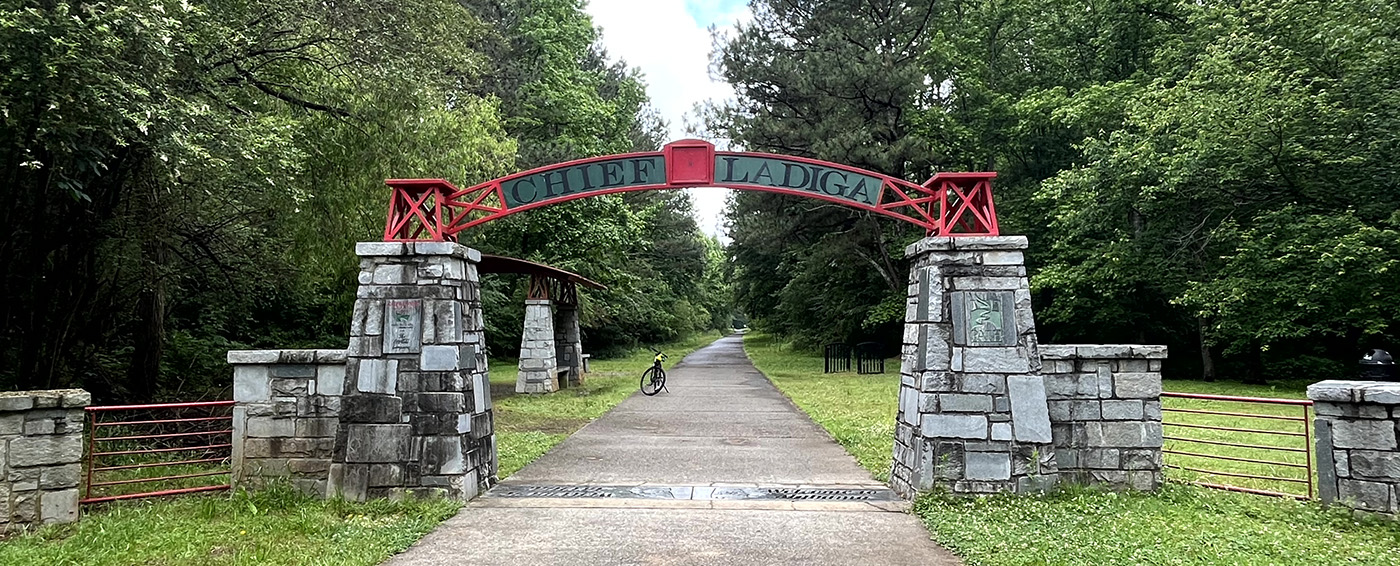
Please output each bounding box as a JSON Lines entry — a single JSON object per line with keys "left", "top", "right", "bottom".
{"left": 384, "top": 335, "right": 961, "bottom": 565}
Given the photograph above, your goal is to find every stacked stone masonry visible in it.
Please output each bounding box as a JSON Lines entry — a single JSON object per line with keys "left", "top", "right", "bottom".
{"left": 892, "top": 236, "right": 1166, "bottom": 498}
{"left": 517, "top": 299, "right": 558, "bottom": 393}
{"left": 228, "top": 242, "right": 496, "bottom": 503}
{"left": 229, "top": 349, "right": 347, "bottom": 496}
{"left": 0, "top": 389, "right": 89, "bottom": 530}
{"left": 1041, "top": 345, "right": 1166, "bottom": 491}
{"left": 554, "top": 302, "right": 583, "bottom": 388}
{"left": 1309, "top": 380, "right": 1400, "bottom": 519}
{"left": 892, "top": 236, "right": 1058, "bottom": 497}
{"left": 328, "top": 242, "right": 496, "bottom": 502}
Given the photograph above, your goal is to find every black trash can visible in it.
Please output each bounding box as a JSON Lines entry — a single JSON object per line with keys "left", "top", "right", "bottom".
{"left": 1359, "top": 349, "right": 1397, "bottom": 381}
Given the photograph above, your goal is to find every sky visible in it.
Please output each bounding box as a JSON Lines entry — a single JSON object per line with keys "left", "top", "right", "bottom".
{"left": 584, "top": 0, "right": 752, "bottom": 238}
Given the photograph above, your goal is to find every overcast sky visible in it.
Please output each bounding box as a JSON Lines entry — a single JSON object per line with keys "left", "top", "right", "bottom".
{"left": 584, "top": 0, "right": 751, "bottom": 239}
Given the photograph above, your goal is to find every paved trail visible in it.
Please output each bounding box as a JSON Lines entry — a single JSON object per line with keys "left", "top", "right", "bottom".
{"left": 384, "top": 335, "right": 961, "bottom": 565}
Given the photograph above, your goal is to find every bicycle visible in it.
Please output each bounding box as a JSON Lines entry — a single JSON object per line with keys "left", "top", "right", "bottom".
{"left": 640, "top": 349, "right": 668, "bottom": 396}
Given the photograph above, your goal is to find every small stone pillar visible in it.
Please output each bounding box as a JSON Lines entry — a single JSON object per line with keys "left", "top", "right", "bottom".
{"left": 229, "top": 349, "right": 346, "bottom": 495}
{"left": 1309, "top": 380, "right": 1400, "bottom": 518}
{"left": 554, "top": 281, "right": 583, "bottom": 387}
{"left": 1041, "top": 345, "right": 1166, "bottom": 491}
{"left": 517, "top": 274, "right": 559, "bottom": 393}
{"left": 0, "top": 389, "right": 89, "bottom": 530}
{"left": 330, "top": 242, "right": 495, "bottom": 502}
{"left": 892, "top": 236, "right": 1057, "bottom": 497}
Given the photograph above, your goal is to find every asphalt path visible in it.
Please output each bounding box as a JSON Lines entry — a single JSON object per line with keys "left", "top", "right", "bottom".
{"left": 383, "top": 334, "right": 962, "bottom": 565}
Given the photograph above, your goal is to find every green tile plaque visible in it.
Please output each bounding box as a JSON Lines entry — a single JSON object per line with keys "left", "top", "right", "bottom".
{"left": 951, "top": 291, "right": 1017, "bottom": 347}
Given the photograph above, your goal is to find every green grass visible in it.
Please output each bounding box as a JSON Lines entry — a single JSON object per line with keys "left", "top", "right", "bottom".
{"left": 742, "top": 332, "right": 1400, "bottom": 566}
{"left": 489, "top": 330, "right": 724, "bottom": 477}
{"left": 0, "top": 484, "right": 458, "bottom": 566}
{"left": 742, "top": 332, "right": 898, "bottom": 481}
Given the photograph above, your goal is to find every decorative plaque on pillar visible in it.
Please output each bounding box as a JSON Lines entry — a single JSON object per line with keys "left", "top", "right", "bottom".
{"left": 951, "top": 291, "right": 1017, "bottom": 347}
{"left": 383, "top": 299, "right": 422, "bottom": 353}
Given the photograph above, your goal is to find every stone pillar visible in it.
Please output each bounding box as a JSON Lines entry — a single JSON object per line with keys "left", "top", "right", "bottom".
{"left": 329, "top": 242, "right": 495, "bottom": 502}
{"left": 517, "top": 274, "right": 558, "bottom": 394}
{"left": 554, "top": 282, "right": 583, "bottom": 387}
{"left": 1308, "top": 380, "right": 1400, "bottom": 519}
{"left": 229, "top": 349, "right": 346, "bottom": 496}
{"left": 1041, "top": 345, "right": 1166, "bottom": 491}
{"left": 0, "top": 389, "right": 89, "bottom": 530}
{"left": 892, "top": 236, "right": 1057, "bottom": 497}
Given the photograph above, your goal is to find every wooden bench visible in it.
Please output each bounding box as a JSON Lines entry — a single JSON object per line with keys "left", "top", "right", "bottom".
{"left": 581, "top": 354, "right": 591, "bottom": 373}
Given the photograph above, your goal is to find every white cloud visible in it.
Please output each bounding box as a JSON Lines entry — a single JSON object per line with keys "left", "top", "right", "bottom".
{"left": 585, "top": 0, "right": 750, "bottom": 240}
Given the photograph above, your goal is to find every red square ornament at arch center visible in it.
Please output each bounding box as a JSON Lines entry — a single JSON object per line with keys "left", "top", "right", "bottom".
{"left": 663, "top": 139, "right": 715, "bottom": 185}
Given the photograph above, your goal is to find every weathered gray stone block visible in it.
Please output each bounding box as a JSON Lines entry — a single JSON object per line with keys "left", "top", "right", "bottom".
{"left": 356, "top": 359, "right": 398, "bottom": 394}
{"left": 420, "top": 345, "right": 461, "bottom": 371}
{"left": 921, "top": 414, "right": 988, "bottom": 439}
{"left": 1338, "top": 479, "right": 1393, "bottom": 512}
{"left": 295, "top": 418, "right": 338, "bottom": 438}
{"left": 8, "top": 436, "right": 81, "bottom": 467}
{"left": 39, "top": 464, "right": 81, "bottom": 490}
{"left": 1114, "top": 373, "right": 1161, "bottom": 398}
{"left": 1086, "top": 422, "right": 1162, "bottom": 448}
{"left": 1008, "top": 375, "right": 1052, "bottom": 443}
{"left": 1331, "top": 420, "right": 1397, "bottom": 450}
{"left": 960, "top": 347, "right": 1030, "bottom": 373}
{"left": 39, "top": 488, "right": 78, "bottom": 524}
{"left": 1348, "top": 450, "right": 1400, "bottom": 479}
{"left": 246, "top": 417, "right": 296, "bottom": 438}
{"left": 1100, "top": 400, "right": 1144, "bottom": 420}
{"left": 355, "top": 242, "right": 408, "bottom": 256}
{"left": 317, "top": 364, "right": 346, "bottom": 397}
{"left": 345, "top": 424, "right": 410, "bottom": 463}
{"left": 965, "top": 452, "right": 1012, "bottom": 481}
{"left": 939, "top": 394, "right": 993, "bottom": 413}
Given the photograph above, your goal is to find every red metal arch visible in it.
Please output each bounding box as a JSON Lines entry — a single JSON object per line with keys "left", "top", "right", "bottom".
{"left": 383, "top": 139, "right": 998, "bottom": 241}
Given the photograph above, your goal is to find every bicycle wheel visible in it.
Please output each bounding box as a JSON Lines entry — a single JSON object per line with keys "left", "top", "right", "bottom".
{"left": 640, "top": 366, "right": 665, "bottom": 396}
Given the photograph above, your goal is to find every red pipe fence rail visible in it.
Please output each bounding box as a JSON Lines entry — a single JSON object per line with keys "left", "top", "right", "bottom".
{"left": 83, "top": 401, "right": 235, "bottom": 505}
{"left": 1160, "top": 391, "right": 1314, "bottom": 500}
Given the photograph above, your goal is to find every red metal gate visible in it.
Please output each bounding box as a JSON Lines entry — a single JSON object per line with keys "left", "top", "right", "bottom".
{"left": 1161, "top": 392, "right": 1314, "bottom": 499}
{"left": 83, "top": 401, "right": 235, "bottom": 504}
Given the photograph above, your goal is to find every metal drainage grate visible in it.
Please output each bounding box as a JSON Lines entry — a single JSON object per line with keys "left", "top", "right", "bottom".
{"left": 764, "top": 488, "right": 889, "bottom": 501}
{"left": 488, "top": 484, "right": 897, "bottom": 502}
{"left": 493, "top": 485, "right": 618, "bottom": 499}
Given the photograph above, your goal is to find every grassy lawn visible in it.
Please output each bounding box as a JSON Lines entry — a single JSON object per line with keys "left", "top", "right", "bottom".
{"left": 743, "top": 332, "right": 1400, "bottom": 566}
{"left": 742, "top": 333, "right": 898, "bottom": 481}
{"left": 489, "top": 330, "right": 724, "bottom": 477}
{"left": 0, "top": 484, "right": 458, "bottom": 566}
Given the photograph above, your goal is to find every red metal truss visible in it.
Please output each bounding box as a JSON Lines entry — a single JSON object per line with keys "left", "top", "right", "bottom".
{"left": 383, "top": 140, "right": 999, "bottom": 242}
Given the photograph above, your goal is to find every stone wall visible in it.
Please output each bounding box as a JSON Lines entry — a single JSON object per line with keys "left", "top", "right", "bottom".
{"left": 891, "top": 235, "right": 1167, "bottom": 499}
{"left": 0, "top": 389, "right": 89, "bottom": 530}
{"left": 1308, "top": 380, "right": 1400, "bottom": 518}
{"left": 229, "top": 349, "right": 346, "bottom": 496}
{"left": 329, "top": 242, "right": 495, "bottom": 501}
{"left": 892, "top": 236, "right": 1058, "bottom": 497}
{"left": 1042, "top": 345, "right": 1166, "bottom": 491}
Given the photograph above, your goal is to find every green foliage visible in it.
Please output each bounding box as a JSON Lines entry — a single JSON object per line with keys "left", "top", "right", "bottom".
{"left": 714, "top": 0, "right": 1400, "bottom": 382}
{"left": 0, "top": 0, "right": 729, "bottom": 400}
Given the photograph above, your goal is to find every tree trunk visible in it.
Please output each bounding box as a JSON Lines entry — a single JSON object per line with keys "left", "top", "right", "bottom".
{"left": 1197, "top": 317, "right": 1216, "bottom": 382}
